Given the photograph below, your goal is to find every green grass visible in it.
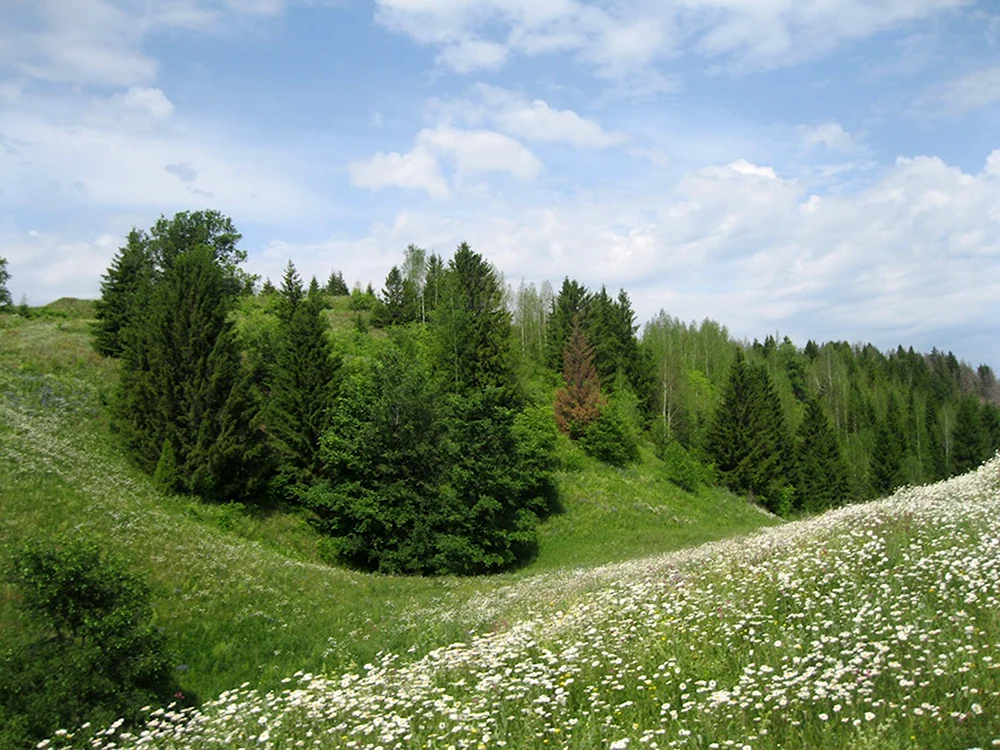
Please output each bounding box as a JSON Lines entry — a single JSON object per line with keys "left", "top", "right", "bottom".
{"left": 0, "top": 310, "right": 776, "bottom": 705}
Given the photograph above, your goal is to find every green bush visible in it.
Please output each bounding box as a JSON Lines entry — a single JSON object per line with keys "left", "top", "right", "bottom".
{"left": 0, "top": 538, "right": 179, "bottom": 747}
{"left": 580, "top": 403, "right": 640, "bottom": 467}
{"left": 661, "top": 440, "right": 702, "bottom": 492}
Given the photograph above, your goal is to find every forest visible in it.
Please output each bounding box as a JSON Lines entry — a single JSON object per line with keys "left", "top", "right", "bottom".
{"left": 84, "top": 209, "right": 1000, "bottom": 554}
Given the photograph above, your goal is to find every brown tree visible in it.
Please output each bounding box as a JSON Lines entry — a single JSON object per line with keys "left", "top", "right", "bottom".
{"left": 554, "top": 317, "right": 605, "bottom": 439}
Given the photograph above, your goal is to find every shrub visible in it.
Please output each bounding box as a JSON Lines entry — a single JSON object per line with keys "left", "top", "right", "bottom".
{"left": 580, "top": 403, "right": 640, "bottom": 467}
{"left": 0, "top": 538, "right": 178, "bottom": 747}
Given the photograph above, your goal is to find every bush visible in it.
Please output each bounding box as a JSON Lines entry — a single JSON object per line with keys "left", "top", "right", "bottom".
{"left": 580, "top": 403, "right": 640, "bottom": 467}
{"left": 0, "top": 538, "right": 179, "bottom": 747}
{"left": 661, "top": 440, "right": 703, "bottom": 492}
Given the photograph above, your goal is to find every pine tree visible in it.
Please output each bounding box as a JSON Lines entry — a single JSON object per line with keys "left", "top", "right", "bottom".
{"left": 546, "top": 278, "right": 590, "bottom": 372}
{"left": 92, "top": 230, "right": 154, "bottom": 357}
{"left": 325, "top": 270, "right": 349, "bottom": 296}
{"left": 794, "top": 399, "right": 849, "bottom": 512}
{"left": 706, "top": 351, "right": 792, "bottom": 513}
{"left": 0, "top": 256, "right": 12, "bottom": 310}
{"left": 554, "top": 318, "right": 605, "bottom": 439}
{"left": 983, "top": 403, "right": 1000, "bottom": 455}
{"left": 952, "top": 395, "right": 988, "bottom": 475}
{"left": 432, "top": 243, "right": 515, "bottom": 397}
{"left": 276, "top": 262, "right": 305, "bottom": 324}
{"left": 924, "top": 398, "right": 947, "bottom": 480}
{"left": 115, "top": 245, "right": 267, "bottom": 502}
{"left": 871, "top": 417, "right": 902, "bottom": 495}
{"left": 267, "top": 281, "right": 341, "bottom": 491}
{"left": 372, "top": 266, "right": 417, "bottom": 327}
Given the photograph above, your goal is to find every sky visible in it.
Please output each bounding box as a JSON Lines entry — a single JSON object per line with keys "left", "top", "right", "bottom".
{"left": 1, "top": 0, "right": 999, "bottom": 366}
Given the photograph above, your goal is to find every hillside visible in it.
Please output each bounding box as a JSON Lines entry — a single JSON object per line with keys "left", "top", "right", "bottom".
{"left": 56, "top": 458, "right": 1000, "bottom": 749}
{"left": 0, "top": 310, "right": 774, "bottom": 702}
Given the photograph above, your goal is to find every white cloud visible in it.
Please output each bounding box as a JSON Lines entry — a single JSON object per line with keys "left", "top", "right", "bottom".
{"left": 437, "top": 38, "right": 510, "bottom": 73}
{"left": 349, "top": 145, "right": 450, "bottom": 198}
{"left": 116, "top": 87, "right": 175, "bottom": 120}
{"left": 418, "top": 127, "right": 542, "bottom": 179}
{"left": 799, "top": 122, "right": 857, "bottom": 153}
{"left": 724, "top": 160, "right": 778, "bottom": 180}
{"left": 373, "top": 0, "right": 970, "bottom": 80}
{"left": 492, "top": 96, "right": 627, "bottom": 148}
{"left": 931, "top": 65, "right": 1000, "bottom": 113}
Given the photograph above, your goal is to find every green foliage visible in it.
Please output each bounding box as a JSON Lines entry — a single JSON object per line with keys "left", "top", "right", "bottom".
{"left": 432, "top": 243, "right": 516, "bottom": 398}
{"left": 0, "top": 256, "right": 12, "bottom": 310}
{"left": 325, "top": 270, "right": 349, "bottom": 296}
{"left": 661, "top": 440, "right": 703, "bottom": 492}
{"left": 547, "top": 278, "right": 590, "bottom": 371}
{"left": 115, "top": 244, "right": 269, "bottom": 502}
{"left": 371, "top": 265, "right": 418, "bottom": 328}
{"left": 267, "top": 265, "right": 341, "bottom": 491}
{"left": 952, "top": 395, "right": 990, "bottom": 475}
{"left": 152, "top": 438, "right": 181, "bottom": 493}
{"left": 92, "top": 230, "right": 154, "bottom": 357}
{"left": 580, "top": 399, "right": 641, "bottom": 467}
{"left": 706, "top": 350, "right": 793, "bottom": 513}
{"left": 347, "top": 286, "right": 377, "bottom": 311}
{"left": 794, "top": 399, "right": 849, "bottom": 512}
{"left": 0, "top": 538, "right": 177, "bottom": 748}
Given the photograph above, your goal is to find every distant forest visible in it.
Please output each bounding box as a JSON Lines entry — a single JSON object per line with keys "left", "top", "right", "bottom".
{"left": 12, "top": 209, "right": 996, "bottom": 575}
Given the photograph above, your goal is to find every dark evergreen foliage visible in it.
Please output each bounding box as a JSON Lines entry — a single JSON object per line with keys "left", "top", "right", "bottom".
{"left": 92, "top": 230, "right": 154, "bottom": 357}
{"left": 871, "top": 418, "right": 902, "bottom": 496}
{"left": 115, "top": 245, "right": 268, "bottom": 502}
{"left": 423, "top": 253, "right": 446, "bottom": 314}
{"left": 547, "top": 278, "right": 590, "bottom": 371}
{"left": 371, "top": 265, "right": 418, "bottom": 328}
{"left": 267, "top": 267, "right": 341, "bottom": 492}
{"left": 952, "top": 395, "right": 989, "bottom": 475}
{"left": 706, "top": 351, "right": 792, "bottom": 513}
{"left": 794, "top": 399, "right": 849, "bottom": 512}
{"left": 325, "top": 270, "right": 349, "bottom": 296}
{"left": 0, "top": 255, "right": 12, "bottom": 310}
{"left": 432, "top": 243, "right": 516, "bottom": 397}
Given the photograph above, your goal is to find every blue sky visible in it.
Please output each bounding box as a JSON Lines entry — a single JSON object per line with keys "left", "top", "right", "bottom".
{"left": 1, "top": 0, "right": 999, "bottom": 365}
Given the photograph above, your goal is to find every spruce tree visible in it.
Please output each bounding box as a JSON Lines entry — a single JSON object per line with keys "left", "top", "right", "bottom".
{"left": 871, "top": 417, "right": 902, "bottom": 495}
{"left": 0, "top": 256, "right": 11, "bottom": 310}
{"left": 554, "top": 318, "right": 605, "bottom": 439}
{"left": 267, "top": 273, "right": 341, "bottom": 492}
{"left": 92, "top": 230, "right": 154, "bottom": 357}
{"left": 325, "top": 270, "right": 349, "bottom": 296}
{"left": 115, "top": 245, "right": 267, "bottom": 501}
{"left": 546, "top": 278, "right": 589, "bottom": 372}
{"left": 794, "top": 399, "right": 849, "bottom": 512}
{"left": 952, "top": 395, "right": 988, "bottom": 475}
{"left": 423, "top": 253, "right": 446, "bottom": 314}
{"left": 432, "top": 243, "right": 515, "bottom": 397}
{"left": 706, "top": 351, "right": 792, "bottom": 513}
{"left": 372, "top": 266, "right": 417, "bottom": 327}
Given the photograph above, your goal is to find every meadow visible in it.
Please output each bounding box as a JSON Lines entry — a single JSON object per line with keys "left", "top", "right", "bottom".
{"left": 4, "top": 306, "right": 999, "bottom": 748}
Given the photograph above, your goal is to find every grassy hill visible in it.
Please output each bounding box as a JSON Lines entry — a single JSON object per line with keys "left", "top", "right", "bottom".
{"left": 0, "top": 308, "right": 774, "bottom": 703}
{"left": 6, "top": 307, "right": 998, "bottom": 748}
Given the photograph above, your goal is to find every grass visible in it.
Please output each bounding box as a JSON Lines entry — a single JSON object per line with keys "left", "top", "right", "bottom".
{"left": 0, "top": 308, "right": 775, "bottom": 705}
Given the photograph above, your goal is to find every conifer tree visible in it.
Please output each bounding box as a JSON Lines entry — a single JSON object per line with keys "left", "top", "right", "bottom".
{"left": 982, "top": 403, "right": 1000, "bottom": 455}
{"left": 432, "top": 243, "right": 515, "bottom": 397}
{"left": 115, "top": 245, "right": 267, "bottom": 501}
{"left": 706, "top": 350, "right": 792, "bottom": 513}
{"left": 92, "top": 230, "right": 154, "bottom": 357}
{"left": 372, "top": 266, "right": 417, "bottom": 328}
{"left": 951, "top": 395, "right": 988, "bottom": 475}
{"left": 794, "top": 399, "right": 849, "bottom": 512}
{"left": 546, "top": 278, "right": 589, "bottom": 371}
{"left": 267, "top": 267, "right": 341, "bottom": 491}
{"left": 276, "top": 261, "right": 305, "bottom": 325}
{"left": 554, "top": 318, "right": 605, "bottom": 439}
{"left": 871, "top": 417, "right": 902, "bottom": 495}
{"left": 0, "top": 256, "right": 11, "bottom": 310}
{"left": 325, "top": 270, "right": 349, "bottom": 296}
{"left": 924, "top": 398, "right": 947, "bottom": 480}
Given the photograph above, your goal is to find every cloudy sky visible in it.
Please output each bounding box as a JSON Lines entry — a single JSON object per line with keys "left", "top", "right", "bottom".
{"left": 1, "top": 0, "right": 999, "bottom": 365}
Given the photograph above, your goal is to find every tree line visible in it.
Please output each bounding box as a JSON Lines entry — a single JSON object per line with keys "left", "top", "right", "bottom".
{"left": 88, "top": 210, "right": 1000, "bottom": 568}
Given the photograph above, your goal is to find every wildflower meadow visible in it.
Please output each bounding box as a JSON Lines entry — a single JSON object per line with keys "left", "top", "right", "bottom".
{"left": 58, "top": 456, "right": 1000, "bottom": 749}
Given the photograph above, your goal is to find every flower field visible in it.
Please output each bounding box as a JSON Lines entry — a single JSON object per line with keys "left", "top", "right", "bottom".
{"left": 63, "top": 456, "right": 1000, "bottom": 749}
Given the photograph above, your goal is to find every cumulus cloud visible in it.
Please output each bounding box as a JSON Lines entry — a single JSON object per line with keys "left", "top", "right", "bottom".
{"left": 799, "top": 122, "right": 857, "bottom": 153}
{"left": 116, "top": 87, "right": 175, "bottom": 120}
{"left": 349, "top": 127, "right": 542, "bottom": 197}
{"left": 349, "top": 145, "right": 451, "bottom": 198}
